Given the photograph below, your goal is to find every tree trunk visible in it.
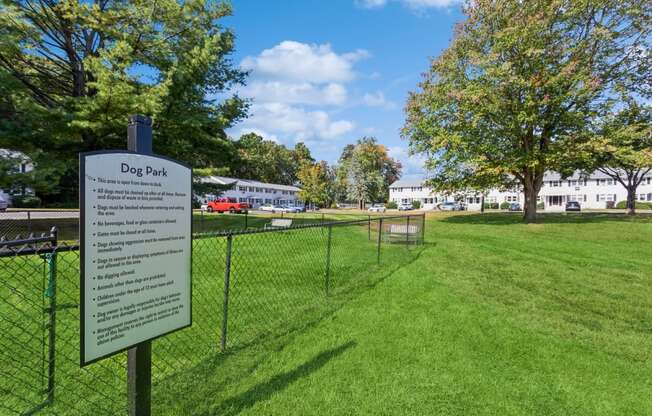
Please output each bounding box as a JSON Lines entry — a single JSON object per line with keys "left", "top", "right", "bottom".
{"left": 626, "top": 187, "right": 636, "bottom": 215}
{"left": 523, "top": 186, "right": 538, "bottom": 222}
{"left": 522, "top": 171, "right": 542, "bottom": 223}
{"left": 480, "top": 194, "right": 485, "bottom": 213}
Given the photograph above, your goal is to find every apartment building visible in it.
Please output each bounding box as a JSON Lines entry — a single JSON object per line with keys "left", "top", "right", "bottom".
{"left": 200, "top": 176, "right": 303, "bottom": 209}
{"left": 390, "top": 170, "right": 652, "bottom": 211}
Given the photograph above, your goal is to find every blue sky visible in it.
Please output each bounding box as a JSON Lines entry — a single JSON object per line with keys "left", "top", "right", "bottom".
{"left": 223, "top": 0, "right": 464, "bottom": 178}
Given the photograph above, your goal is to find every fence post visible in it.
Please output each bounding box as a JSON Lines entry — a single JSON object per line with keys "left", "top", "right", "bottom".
{"left": 367, "top": 215, "right": 371, "bottom": 241}
{"left": 324, "top": 224, "right": 333, "bottom": 295}
{"left": 45, "top": 226, "right": 57, "bottom": 405}
{"left": 221, "top": 233, "right": 233, "bottom": 352}
{"left": 421, "top": 213, "right": 426, "bottom": 245}
{"left": 27, "top": 211, "right": 32, "bottom": 235}
{"left": 406, "top": 216, "right": 410, "bottom": 248}
{"left": 376, "top": 218, "right": 383, "bottom": 264}
{"left": 200, "top": 209, "right": 204, "bottom": 233}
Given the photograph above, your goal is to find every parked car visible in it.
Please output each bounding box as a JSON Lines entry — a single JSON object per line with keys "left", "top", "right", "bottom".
{"left": 439, "top": 202, "right": 462, "bottom": 211}
{"left": 398, "top": 203, "right": 413, "bottom": 211}
{"left": 368, "top": 204, "right": 386, "bottom": 213}
{"left": 205, "top": 197, "right": 249, "bottom": 213}
{"left": 260, "top": 204, "right": 284, "bottom": 213}
{"left": 0, "top": 195, "right": 8, "bottom": 212}
{"left": 280, "top": 205, "right": 301, "bottom": 213}
{"left": 565, "top": 201, "right": 581, "bottom": 212}
{"left": 508, "top": 203, "right": 522, "bottom": 211}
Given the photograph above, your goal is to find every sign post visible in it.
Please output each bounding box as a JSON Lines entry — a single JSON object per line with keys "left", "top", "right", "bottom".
{"left": 126, "top": 115, "right": 153, "bottom": 416}
{"left": 79, "top": 115, "right": 192, "bottom": 416}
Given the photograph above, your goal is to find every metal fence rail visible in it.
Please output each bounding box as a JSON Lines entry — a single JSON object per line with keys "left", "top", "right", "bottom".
{"left": 0, "top": 214, "right": 425, "bottom": 415}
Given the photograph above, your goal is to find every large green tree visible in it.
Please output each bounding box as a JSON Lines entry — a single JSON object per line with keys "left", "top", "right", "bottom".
{"left": 297, "top": 160, "right": 334, "bottom": 208}
{"left": 403, "top": 0, "right": 651, "bottom": 222}
{"left": 0, "top": 0, "right": 248, "bottom": 205}
{"left": 233, "top": 132, "right": 314, "bottom": 185}
{"left": 336, "top": 137, "right": 402, "bottom": 208}
{"left": 579, "top": 96, "right": 652, "bottom": 215}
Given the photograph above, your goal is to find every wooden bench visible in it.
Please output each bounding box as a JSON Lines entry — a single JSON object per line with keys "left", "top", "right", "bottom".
{"left": 264, "top": 218, "right": 293, "bottom": 229}
{"left": 386, "top": 223, "right": 420, "bottom": 243}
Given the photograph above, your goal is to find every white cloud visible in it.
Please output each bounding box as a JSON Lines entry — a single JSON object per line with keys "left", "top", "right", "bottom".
{"left": 240, "top": 41, "right": 370, "bottom": 84}
{"left": 236, "top": 103, "right": 355, "bottom": 143}
{"left": 355, "top": 0, "right": 388, "bottom": 8}
{"left": 388, "top": 146, "right": 427, "bottom": 176}
{"left": 240, "top": 81, "right": 347, "bottom": 106}
{"left": 362, "top": 91, "right": 397, "bottom": 109}
{"left": 356, "top": 0, "right": 460, "bottom": 10}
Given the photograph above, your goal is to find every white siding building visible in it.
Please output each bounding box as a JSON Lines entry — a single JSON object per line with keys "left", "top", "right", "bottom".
{"left": 390, "top": 171, "right": 652, "bottom": 211}
{"left": 0, "top": 149, "right": 34, "bottom": 203}
{"left": 200, "top": 176, "right": 303, "bottom": 209}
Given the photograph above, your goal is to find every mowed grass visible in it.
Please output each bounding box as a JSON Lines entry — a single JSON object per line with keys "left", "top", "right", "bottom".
{"left": 153, "top": 212, "right": 652, "bottom": 415}
{"left": 1, "top": 216, "right": 413, "bottom": 415}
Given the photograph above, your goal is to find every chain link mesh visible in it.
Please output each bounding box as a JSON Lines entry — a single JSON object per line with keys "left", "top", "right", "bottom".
{"left": 1, "top": 214, "right": 424, "bottom": 415}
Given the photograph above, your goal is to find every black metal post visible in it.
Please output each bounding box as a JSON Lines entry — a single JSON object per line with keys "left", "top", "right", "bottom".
{"left": 127, "top": 115, "right": 152, "bottom": 416}
{"left": 367, "top": 215, "right": 371, "bottom": 241}
{"left": 27, "top": 211, "right": 32, "bottom": 235}
{"left": 406, "top": 216, "right": 410, "bottom": 248}
{"left": 421, "top": 213, "right": 426, "bottom": 245}
{"left": 221, "top": 234, "right": 233, "bottom": 351}
{"left": 46, "top": 226, "right": 57, "bottom": 405}
{"left": 376, "top": 218, "right": 383, "bottom": 264}
{"left": 325, "top": 224, "right": 332, "bottom": 295}
{"left": 200, "top": 209, "right": 204, "bottom": 233}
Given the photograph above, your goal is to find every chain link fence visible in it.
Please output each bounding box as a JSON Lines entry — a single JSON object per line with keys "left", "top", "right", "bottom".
{"left": 1, "top": 214, "right": 425, "bottom": 415}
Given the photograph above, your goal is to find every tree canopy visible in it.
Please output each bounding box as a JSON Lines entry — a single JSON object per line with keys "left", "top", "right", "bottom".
{"left": 0, "top": 0, "right": 248, "bottom": 204}
{"left": 403, "top": 0, "right": 651, "bottom": 221}
{"left": 335, "top": 137, "right": 402, "bottom": 208}
{"left": 232, "top": 132, "right": 314, "bottom": 186}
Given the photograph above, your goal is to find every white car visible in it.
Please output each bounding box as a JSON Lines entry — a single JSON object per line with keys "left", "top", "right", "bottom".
{"left": 368, "top": 204, "right": 386, "bottom": 213}
{"left": 280, "top": 205, "right": 300, "bottom": 213}
{"left": 0, "top": 195, "right": 8, "bottom": 212}
{"left": 259, "top": 204, "right": 284, "bottom": 213}
{"left": 439, "top": 202, "right": 463, "bottom": 211}
{"left": 398, "top": 203, "right": 413, "bottom": 211}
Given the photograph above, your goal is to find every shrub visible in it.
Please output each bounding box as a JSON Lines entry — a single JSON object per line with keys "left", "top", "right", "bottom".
{"left": 499, "top": 201, "right": 511, "bottom": 210}
{"left": 12, "top": 195, "right": 41, "bottom": 208}
{"left": 537, "top": 202, "right": 545, "bottom": 209}
{"left": 386, "top": 201, "right": 398, "bottom": 209}
{"left": 483, "top": 202, "right": 499, "bottom": 210}
{"left": 615, "top": 200, "right": 652, "bottom": 210}
{"left": 412, "top": 200, "right": 421, "bottom": 209}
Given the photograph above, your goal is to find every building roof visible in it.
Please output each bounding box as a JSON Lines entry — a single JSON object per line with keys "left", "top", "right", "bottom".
{"left": 390, "top": 170, "right": 633, "bottom": 189}
{"left": 389, "top": 178, "right": 427, "bottom": 188}
{"left": 203, "top": 176, "right": 301, "bottom": 192}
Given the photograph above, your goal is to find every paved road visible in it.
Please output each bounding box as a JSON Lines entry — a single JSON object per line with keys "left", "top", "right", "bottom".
{"left": 0, "top": 211, "right": 79, "bottom": 220}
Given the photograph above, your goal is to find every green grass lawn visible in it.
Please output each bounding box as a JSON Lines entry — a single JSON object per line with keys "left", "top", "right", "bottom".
{"left": 2, "top": 212, "right": 650, "bottom": 415}
{"left": 157, "top": 212, "right": 652, "bottom": 415}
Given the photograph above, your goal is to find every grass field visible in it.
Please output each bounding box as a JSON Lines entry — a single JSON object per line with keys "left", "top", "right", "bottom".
{"left": 1, "top": 214, "right": 417, "bottom": 415}
{"left": 2, "top": 212, "right": 651, "bottom": 415}
{"left": 156, "top": 212, "right": 652, "bottom": 415}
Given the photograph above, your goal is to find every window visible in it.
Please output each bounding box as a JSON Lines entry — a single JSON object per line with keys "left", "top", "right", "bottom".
{"left": 239, "top": 197, "right": 247, "bottom": 203}
{"left": 504, "top": 195, "right": 518, "bottom": 202}
{"left": 597, "top": 194, "right": 615, "bottom": 202}
{"left": 264, "top": 188, "right": 270, "bottom": 193}
{"left": 239, "top": 186, "right": 247, "bottom": 192}
{"left": 638, "top": 194, "right": 647, "bottom": 201}
{"left": 550, "top": 181, "right": 561, "bottom": 187}
{"left": 248, "top": 187, "right": 255, "bottom": 192}
{"left": 265, "top": 198, "right": 272, "bottom": 204}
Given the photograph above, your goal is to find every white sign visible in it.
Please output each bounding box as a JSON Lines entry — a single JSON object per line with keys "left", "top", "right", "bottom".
{"left": 80, "top": 151, "right": 192, "bottom": 366}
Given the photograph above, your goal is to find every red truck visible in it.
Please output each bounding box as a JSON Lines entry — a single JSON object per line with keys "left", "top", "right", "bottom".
{"left": 204, "top": 197, "right": 249, "bottom": 214}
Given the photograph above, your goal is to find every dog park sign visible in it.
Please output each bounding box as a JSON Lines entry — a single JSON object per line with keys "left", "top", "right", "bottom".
{"left": 79, "top": 115, "right": 191, "bottom": 414}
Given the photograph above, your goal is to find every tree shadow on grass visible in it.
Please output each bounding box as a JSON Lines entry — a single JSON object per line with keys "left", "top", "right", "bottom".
{"left": 441, "top": 212, "right": 652, "bottom": 226}
{"left": 200, "top": 341, "right": 356, "bottom": 416}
